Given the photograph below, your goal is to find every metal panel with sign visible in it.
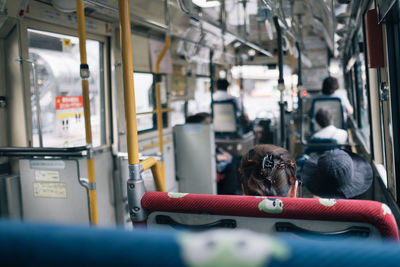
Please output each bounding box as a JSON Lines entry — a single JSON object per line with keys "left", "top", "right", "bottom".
{"left": 19, "top": 159, "right": 90, "bottom": 224}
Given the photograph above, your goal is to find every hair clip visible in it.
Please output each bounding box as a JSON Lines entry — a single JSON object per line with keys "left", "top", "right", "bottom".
{"left": 260, "top": 154, "right": 274, "bottom": 177}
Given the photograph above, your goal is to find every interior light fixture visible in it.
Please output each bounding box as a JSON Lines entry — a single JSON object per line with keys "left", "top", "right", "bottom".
{"left": 248, "top": 49, "right": 256, "bottom": 56}
{"left": 192, "top": 0, "right": 221, "bottom": 8}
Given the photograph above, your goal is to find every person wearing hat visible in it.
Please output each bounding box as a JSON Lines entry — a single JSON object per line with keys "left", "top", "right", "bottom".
{"left": 300, "top": 149, "right": 373, "bottom": 199}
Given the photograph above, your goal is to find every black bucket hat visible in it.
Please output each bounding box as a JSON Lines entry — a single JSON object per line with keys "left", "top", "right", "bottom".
{"left": 301, "top": 149, "right": 373, "bottom": 198}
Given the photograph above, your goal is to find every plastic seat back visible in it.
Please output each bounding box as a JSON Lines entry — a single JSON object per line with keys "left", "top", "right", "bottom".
{"left": 2, "top": 220, "right": 400, "bottom": 266}
{"left": 212, "top": 100, "right": 240, "bottom": 136}
{"left": 310, "top": 97, "right": 345, "bottom": 132}
{"left": 142, "top": 192, "right": 399, "bottom": 240}
{"left": 304, "top": 137, "right": 340, "bottom": 154}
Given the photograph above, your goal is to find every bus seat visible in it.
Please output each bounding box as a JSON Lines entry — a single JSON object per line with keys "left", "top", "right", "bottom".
{"left": 304, "top": 137, "right": 340, "bottom": 154}
{"left": 2, "top": 220, "right": 400, "bottom": 266}
{"left": 142, "top": 192, "right": 399, "bottom": 240}
{"left": 212, "top": 100, "right": 241, "bottom": 137}
{"left": 310, "top": 97, "right": 346, "bottom": 132}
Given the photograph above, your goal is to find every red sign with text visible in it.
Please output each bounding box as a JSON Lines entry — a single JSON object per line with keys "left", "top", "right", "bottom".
{"left": 55, "top": 96, "right": 83, "bottom": 110}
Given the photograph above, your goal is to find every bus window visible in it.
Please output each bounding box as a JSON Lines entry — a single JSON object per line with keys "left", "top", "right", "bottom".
{"left": 353, "top": 27, "right": 371, "bottom": 151}
{"left": 170, "top": 100, "right": 186, "bottom": 126}
{"left": 134, "top": 72, "right": 155, "bottom": 132}
{"left": 188, "top": 77, "right": 211, "bottom": 115}
{"left": 356, "top": 52, "right": 371, "bottom": 150}
{"left": 28, "top": 29, "right": 105, "bottom": 148}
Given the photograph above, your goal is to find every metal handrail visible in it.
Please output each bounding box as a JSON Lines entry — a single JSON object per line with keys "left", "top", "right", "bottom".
{"left": 0, "top": 146, "right": 89, "bottom": 157}
{"left": 154, "top": 35, "right": 170, "bottom": 192}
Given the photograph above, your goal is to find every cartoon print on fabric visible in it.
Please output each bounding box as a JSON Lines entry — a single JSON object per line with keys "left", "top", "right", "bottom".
{"left": 382, "top": 204, "right": 392, "bottom": 216}
{"left": 178, "top": 229, "right": 290, "bottom": 267}
{"left": 167, "top": 192, "right": 189, "bottom": 199}
{"left": 318, "top": 198, "right": 337, "bottom": 207}
{"left": 258, "top": 198, "right": 283, "bottom": 214}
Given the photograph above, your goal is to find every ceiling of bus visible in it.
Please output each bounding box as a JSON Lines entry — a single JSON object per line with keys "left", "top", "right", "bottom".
{"left": 40, "top": 0, "right": 356, "bottom": 67}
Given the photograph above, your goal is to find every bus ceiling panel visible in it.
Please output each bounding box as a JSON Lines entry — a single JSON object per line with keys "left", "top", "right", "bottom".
{"left": 83, "top": 0, "right": 168, "bottom": 29}
{"left": 0, "top": 2, "right": 7, "bottom": 34}
{"left": 177, "top": 0, "right": 273, "bottom": 57}
{"left": 81, "top": 0, "right": 240, "bottom": 57}
{"left": 173, "top": 39, "right": 235, "bottom": 66}
{"left": 0, "top": 16, "right": 16, "bottom": 39}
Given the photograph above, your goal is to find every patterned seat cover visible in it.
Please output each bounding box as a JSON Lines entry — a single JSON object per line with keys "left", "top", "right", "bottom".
{"left": 142, "top": 192, "right": 399, "bottom": 240}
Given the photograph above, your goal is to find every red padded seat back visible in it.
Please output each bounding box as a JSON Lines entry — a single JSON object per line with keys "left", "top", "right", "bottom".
{"left": 142, "top": 192, "right": 399, "bottom": 240}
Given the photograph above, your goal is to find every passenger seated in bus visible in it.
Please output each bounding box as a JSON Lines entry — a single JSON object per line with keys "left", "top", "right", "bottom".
{"left": 186, "top": 112, "right": 211, "bottom": 124}
{"left": 319, "top": 76, "right": 354, "bottom": 116}
{"left": 301, "top": 149, "right": 373, "bottom": 199}
{"left": 213, "top": 78, "right": 251, "bottom": 128}
{"left": 240, "top": 144, "right": 299, "bottom": 197}
{"left": 213, "top": 79, "right": 242, "bottom": 113}
{"left": 311, "top": 109, "right": 348, "bottom": 144}
{"left": 186, "top": 112, "right": 241, "bottom": 195}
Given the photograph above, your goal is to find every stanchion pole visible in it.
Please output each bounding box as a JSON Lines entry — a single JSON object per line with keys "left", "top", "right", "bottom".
{"left": 76, "top": 0, "right": 98, "bottom": 226}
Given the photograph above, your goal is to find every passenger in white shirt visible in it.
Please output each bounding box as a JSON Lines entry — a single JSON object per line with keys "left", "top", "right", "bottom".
{"left": 320, "top": 76, "right": 354, "bottom": 116}
{"left": 213, "top": 79, "right": 250, "bottom": 124}
{"left": 213, "top": 79, "right": 242, "bottom": 113}
{"left": 311, "top": 108, "right": 348, "bottom": 144}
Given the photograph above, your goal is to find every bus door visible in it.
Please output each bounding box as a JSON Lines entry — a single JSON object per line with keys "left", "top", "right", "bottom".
{"left": 1, "top": 11, "right": 115, "bottom": 226}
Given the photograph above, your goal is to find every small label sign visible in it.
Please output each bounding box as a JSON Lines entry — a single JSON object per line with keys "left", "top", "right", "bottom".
{"left": 33, "top": 182, "right": 67, "bottom": 199}
{"left": 35, "top": 170, "right": 60, "bottom": 182}
{"left": 30, "top": 160, "right": 65, "bottom": 170}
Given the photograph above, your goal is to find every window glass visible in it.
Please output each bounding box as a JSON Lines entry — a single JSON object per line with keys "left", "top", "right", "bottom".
{"left": 160, "top": 75, "right": 169, "bottom": 128}
{"left": 28, "top": 29, "right": 105, "bottom": 147}
{"left": 350, "top": 68, "right": 359, "bottom": 121}
{"left": 354, "top": 27, "right": 371, "bottom": 151}
{"left": 134, "top": 73, "right": 169, "bottom": 132}
{"left": 160, "top": 75, "right": 168, "bottom": 105}
{"left": 355, "top": 53, "right": 370, "bottom": 150}
{"left": 134, "top": 72, "right": 155, "bottom": 132}
{"left": 170, "top": 100, "right": 186, "bottom": 126}
{"left": 187, "top": 77, "right": 211, "bottom": 115}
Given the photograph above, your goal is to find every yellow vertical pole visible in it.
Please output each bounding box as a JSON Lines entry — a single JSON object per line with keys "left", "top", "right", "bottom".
{"left": 118, "top": 0, "right": 147, "bottom": 222}
{"left": 76, "top": 0, "right": 98, "bottom": 226}
{"left": 118, "top": 0, "right": 140, "bottom": 166}
{"left": 155, "top": 37, "right": 170, "bottom": 190}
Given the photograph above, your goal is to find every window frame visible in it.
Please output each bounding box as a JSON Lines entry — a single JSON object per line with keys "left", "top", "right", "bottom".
{"left": 134, "top": 71, "right": 168, "bottom": 134}
{"left": 385, "top": 3, "right": 400, "bottom": 202}
{"left": 347, "top": 25, "right": 372, "bottom": 153}
{"left": 20, "top": 19, "right": 111, "bottom": 149}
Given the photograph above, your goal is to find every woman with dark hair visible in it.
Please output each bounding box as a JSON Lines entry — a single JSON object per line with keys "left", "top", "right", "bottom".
{"left": 311, "top": 108, "right": 348, "bottom": 143}
{"left": 322, "top": 76, "right": 339, "bottom": 95}
{"left": 240, "top": 145, "right": 299, "bottom": 197}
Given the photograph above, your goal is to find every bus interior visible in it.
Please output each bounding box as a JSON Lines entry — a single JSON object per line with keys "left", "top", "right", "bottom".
{"left": 1, "top": 0, "right": 400, "bottom": 265}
